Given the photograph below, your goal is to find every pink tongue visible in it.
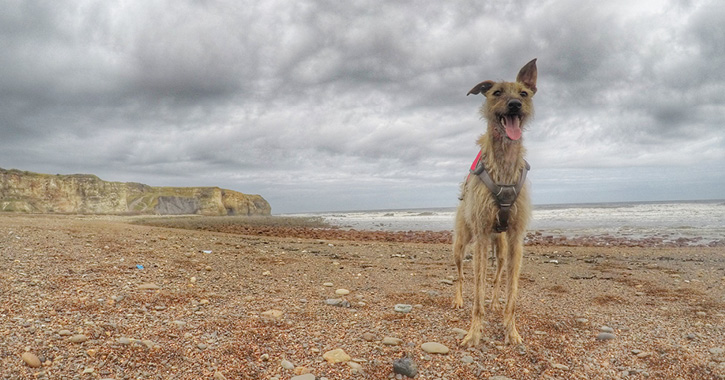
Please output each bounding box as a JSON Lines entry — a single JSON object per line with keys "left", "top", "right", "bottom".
{"left": 503, "top": 116, "right": 522, "bottom": 140}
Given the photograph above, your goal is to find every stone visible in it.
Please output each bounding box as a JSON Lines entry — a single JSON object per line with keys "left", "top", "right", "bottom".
{"left": 291, "top": 374, "right": 315, "bottom": 380}
{"left": 138, "top": 283, "right": 160, "bottom": 290}
{"left": 69, "top": 334, "right": 88, "bottom": 343}
{"left": 394, "top": 304, "right": 413, "bottom": 313}
{"left": 421, "top": 342, "right": 449, "bottom": 354}
{"left": 21, "top": 352, "right": 41, "bottom": 368}
{"left": 58, "top": 329, "right": 72, "bottom": 336}
{"left": 335, "top": 288, "right": 350, "bottom": 296}
{"left": 281, "top": 359, "right": 294, "bottom": 370}
{"left": 325, "top": 298, "right": 350, "bottom": 308}
{"left": 261, "top": 309, "right": 284, "bottom": 320}
{"left": 362, "top": 332, "right": 376, "bottom": 342}
{"left": 600, "top": 326, "right": 614, "bottom": 333}
{"left": 392, "top": 357, "right": 418, "bottom": 378}
{"left": 382, "top": 337, "right": 403, "bottom": 346}
{"left": 347, "top": 361, "right": 363, "bottom": 371}
{"left": 118, "top": 337, "right": 131, "bottom": 345}
{"left": 461, "top": 355, "right": 474, "bottom": 364}
{"left": 323, "top": 282, "right": 334, "bottom": 287}
{"left": 452, "top": 328, "right": 467, "bottom": 338}
{"left": 323, "top": 348, "right": 351, "bottom": 363}
{"left": 596, "top": 332, "right": 616, "bottom": 341}
{"left": 213, "top": 371, "right": 227, "bottom": 380}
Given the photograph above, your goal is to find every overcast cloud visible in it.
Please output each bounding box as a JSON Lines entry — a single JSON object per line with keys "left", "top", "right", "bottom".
{"left": 1, "top": 0, "right": 723, "bottom": 213}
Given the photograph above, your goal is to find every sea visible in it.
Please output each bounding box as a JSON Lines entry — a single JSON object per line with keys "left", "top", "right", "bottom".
{"left": 286, "top": 200, "right": 725, "bottom": 246}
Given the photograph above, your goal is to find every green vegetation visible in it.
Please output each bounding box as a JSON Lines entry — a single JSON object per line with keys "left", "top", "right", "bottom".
{"left": 132, "top": 215, "right": 331, "bottom": 231}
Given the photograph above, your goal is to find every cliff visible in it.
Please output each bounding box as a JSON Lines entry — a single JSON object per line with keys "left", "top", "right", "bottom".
{"left": 0, "top": 168, "right": 271, "bottom": 216}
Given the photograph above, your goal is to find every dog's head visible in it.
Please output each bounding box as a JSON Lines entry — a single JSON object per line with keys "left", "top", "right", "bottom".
{"left": 467, "top": 59, "right": 537, "bottom": 141}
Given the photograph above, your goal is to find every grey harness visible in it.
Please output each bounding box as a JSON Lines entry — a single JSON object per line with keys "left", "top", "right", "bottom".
{"left": 470, "top": 159, "right": 530, "bottom": 233}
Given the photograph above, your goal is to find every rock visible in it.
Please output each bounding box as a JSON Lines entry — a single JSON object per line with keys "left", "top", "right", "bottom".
{"left": 551, "top": 362, "right": 570, "bottom": 370}
{"left": 489, "top": 376, "right": 515, "bottom": 380}
{"left": 600, "top": 326, "right": 614, "bottom": 333}
{"left": 21, "top": 352, "right": 41, "bottom": 368}
{"left": 439, "top": 279, "right": 454, "bottom": 285}
{"left": 58, "top": 329, "right": 72, "bottom": 336}
{"left": 138, "top": 283, "right": 160, "bottom": 290}
{"left": 291, "top": 374, "right": 316, "bottom": 380}
{"left": 335, "top": 288, "right": 350, "bottom": 296}
{"left": 69, "top": 334, "right": 88, "bottom": 343}
{"left": 461, "top": 355, "right": 474, "bottom": 364}
{"left": 382, "top": 337, "right": 403, "bottom": 346}
{"left": 394, "top": 304, "right": 413, "bottom": 313}
{"left": 421, "top": 342, "right": 449, "bottom": 354}
{"left": 393, "top": 357, "right": 418, "bottom": 378}
{"left": 281, "top": 359, "right": 294, "bottom": 370}
{"left": 575, "top": 318, "right": 589, "bottom": 324}
{"left": 213, "top": 371, "right": 227, "bottom": 380}
{"left": 452, "top": 328, "right": 467, "bottom": 338}
{"left": 118, "top": 337, "right": 131, "bottom": 345}
{"left": 323, "top": 348, "right": 351, "bottom": 363}
{"left": 261, "top": 309, "right": 284, "bottom": 320}
{"left": 347, "top": 361, "right": 363, "bottom": 371}
{"left": 325, "top": 298, "right": 350, "bottom": 308}
{"left": 596, "top": 332, "right": 616, "bottom": 341}
{"left": 362, "top": 332, "right": 377, "bottom": 342}
{"left": 323, "top": 282, "right": 334, "bottom": 287}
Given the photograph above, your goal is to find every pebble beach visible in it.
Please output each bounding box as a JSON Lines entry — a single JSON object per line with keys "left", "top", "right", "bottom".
{"left": 1, "top": 214, "right": 724, "bottom": 379}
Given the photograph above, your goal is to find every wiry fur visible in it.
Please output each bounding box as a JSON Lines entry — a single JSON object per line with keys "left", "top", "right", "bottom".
{"left": 453, "top": 59, "right": 537, "bottom": 346}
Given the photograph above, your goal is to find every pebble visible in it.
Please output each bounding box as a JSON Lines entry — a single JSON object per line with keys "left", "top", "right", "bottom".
{"left": 382, "top": 337, "right": 403, "bottom": 346}
{"left": 575, "top": 318, "right": 589, "bottom": 324}
{"left": 323, "top": 282, "right": 334, "bottom": 287}
{"left": 323, "top": 348, "right": 351, "bottom": 363}
{"left": 421, "top": 342, "right": 449, "bottom": 354}
{"left": 461, "top": 355, "right": 474, "bottom": 364}
{"left": 452, "top": 327, "right": 467, "bottom": 338}
{"left": 362, "top": 332, "right": 377, "bottom": 342}
{"left": 58, "top": 329, "right": 72, "bottom": 336}
{"left": 335, "top": 288, "right": 350, "bottom": 296}
{"left": 21, "top": 352, "right": 41, "bottom": 368}
{"left": 596, "top": 332, "right": 616, "bottom": 341}
{"left": 281, "top": 359, "right": 294, "bottom": 370}
{"left": 118, "top": 337, "right": 131, "bottom": 345}
{"left": 325, "top": 298, "right": 350, "bottom": 308}
{"left": 392, "top": 357, "right": 418, "bottom": 378}
{"left": 347, "top": 361, "right": 363, "bottom": 371}
{"left": 69, "top": 334, "right": 88, "bottom": 343}
{"left": 138, "top": 283, "right": 160, "bottom": 290}
{"left": 600, "top": 326, "right": 614, "bottom": 333}
{"left": 291, "top": 374, "right": 315, "bottom": 380}
{"left": 439, "top": 279, "right": 454, "bottom": 285}
{"left": 489, "top": 377, "right": 515, "bottom": 380}
{"left": 394, "top": 304, "right": 413, "bottom": 313}
{"left": 213, "top": 371, "right": 227, "bottom": 380}
{"left": 261, "top": 309, "right": 284, "bottom": 320}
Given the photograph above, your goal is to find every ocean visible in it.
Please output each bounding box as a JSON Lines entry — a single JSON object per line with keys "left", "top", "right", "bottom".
{"left": 286, "top": 200, "right": 725, "bottom": 246}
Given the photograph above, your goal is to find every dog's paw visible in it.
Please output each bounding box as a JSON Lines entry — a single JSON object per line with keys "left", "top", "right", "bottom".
{"left": 461, "top": 328, "right": 482, "bottom": 347}
{"left": 505, "top": 329, "right": 522, "bottom": 345}
{"left": 452, "top": 296, "right": 464, "bottom": 309}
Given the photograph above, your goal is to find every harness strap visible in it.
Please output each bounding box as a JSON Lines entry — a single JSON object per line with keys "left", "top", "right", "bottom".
{"left": 470, "top": 154, "right": 530, "bottom": 232}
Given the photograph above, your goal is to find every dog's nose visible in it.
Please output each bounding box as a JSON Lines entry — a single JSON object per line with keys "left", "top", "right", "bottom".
{"left": 507, "top": 99, "right": 522, "bottom": 112}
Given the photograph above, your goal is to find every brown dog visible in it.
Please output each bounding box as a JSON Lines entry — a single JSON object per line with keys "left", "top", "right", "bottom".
{"left": 453, "top": 59, "right": 537, "bottom": 346}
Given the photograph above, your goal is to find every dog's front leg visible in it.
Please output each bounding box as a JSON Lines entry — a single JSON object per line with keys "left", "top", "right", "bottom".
{"left": 462, "top": 237, "right": 488, "bottom": 347}
{"left": 490, "top": 233, "right": 507, "bottom": 312}
{"left": 503, "top": 232, "right": 524, "bottom": 345}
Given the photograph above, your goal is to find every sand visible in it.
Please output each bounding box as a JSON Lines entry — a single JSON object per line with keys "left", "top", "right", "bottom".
{"left": 1, "top": 214, "right": 723, "bottom": 379}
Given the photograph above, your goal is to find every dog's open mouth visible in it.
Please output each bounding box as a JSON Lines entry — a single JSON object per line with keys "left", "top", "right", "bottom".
{"left": 500, "top": 114, "right": 523, "bottom": 141}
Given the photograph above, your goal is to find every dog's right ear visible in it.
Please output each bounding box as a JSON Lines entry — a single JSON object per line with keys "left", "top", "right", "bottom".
{"left": 467, "top": 80, "right": 495, "bottom": 96}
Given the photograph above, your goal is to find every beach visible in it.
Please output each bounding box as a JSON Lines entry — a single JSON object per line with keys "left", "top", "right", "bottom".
{"left": 1, "top": 214, "right": 724, "bottom": 379}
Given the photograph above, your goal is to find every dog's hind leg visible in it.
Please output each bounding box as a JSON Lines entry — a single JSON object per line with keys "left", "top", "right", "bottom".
{"left": 490, "top": 233, "right": 507, "bottom": 312}
{"left": 503, "top": 231, "right": 524, "bottom": 345}
{"left": 452, "top": 217, "right": 471, "bottom": 309}
{"left": 462, "top": 235, "right": 489, "bottom": 347}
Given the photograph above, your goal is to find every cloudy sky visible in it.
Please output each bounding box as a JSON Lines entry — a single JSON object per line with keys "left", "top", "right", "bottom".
{"left": 2, "top": 0, "right": 723, "bottom": 213}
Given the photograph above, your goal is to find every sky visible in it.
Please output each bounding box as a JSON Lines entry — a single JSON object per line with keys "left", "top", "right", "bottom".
{"left": 1, "top": 0, "right": 724, "bottom": 213}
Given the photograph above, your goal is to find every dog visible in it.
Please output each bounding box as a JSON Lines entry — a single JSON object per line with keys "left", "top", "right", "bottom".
{"left": 452, "top": 59, "right": 537, "bottom": 346}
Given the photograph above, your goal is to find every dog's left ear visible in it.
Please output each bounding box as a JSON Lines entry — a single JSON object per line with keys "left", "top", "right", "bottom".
{"left": 467, "top": 80, "right": 495, "bottom": 96}
{"left": 516, "top": 58, "right": 537, "bottom": 94}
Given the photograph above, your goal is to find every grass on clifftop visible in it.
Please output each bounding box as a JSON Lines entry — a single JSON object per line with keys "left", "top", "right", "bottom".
{"left": 132, "top": 215, "right": 332, "bottom": 232}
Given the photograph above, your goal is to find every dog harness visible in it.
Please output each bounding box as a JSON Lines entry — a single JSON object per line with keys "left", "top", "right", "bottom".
{"left": 467, "top": 150, "right": 530, "bottom": 233}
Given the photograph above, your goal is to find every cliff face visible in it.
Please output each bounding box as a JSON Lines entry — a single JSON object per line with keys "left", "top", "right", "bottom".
{"left": 0, "top": 168, "right": 271, "bottom": 216}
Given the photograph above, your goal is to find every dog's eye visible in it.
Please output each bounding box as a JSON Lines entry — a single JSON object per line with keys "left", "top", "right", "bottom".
{"left": 520, "top": 91, "right": 528, "bottom": 97}
{"left": 492, "top": 90, "right": 502, "bottom": 96}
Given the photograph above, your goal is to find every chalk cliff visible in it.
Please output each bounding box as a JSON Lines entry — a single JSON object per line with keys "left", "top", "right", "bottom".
{"left": 0, "top": 168, "right": 271, "bottom": 216}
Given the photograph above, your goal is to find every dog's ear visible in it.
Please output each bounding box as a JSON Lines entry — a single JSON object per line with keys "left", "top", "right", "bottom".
{"left": 467, "top": 80, "right": 495, "bottom": 96}
{"left": 516, "top": 58, "right": 537, "bottom": 93}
